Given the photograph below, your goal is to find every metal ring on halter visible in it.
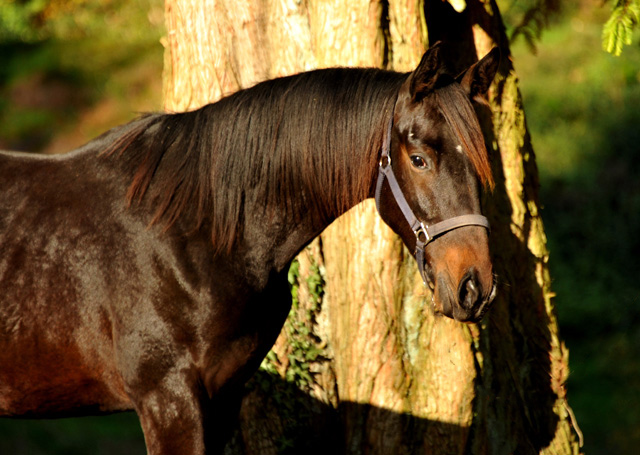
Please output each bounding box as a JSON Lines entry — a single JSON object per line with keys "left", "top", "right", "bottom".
{"left": 414, "top": 224, "right": 430, "bottom": 245}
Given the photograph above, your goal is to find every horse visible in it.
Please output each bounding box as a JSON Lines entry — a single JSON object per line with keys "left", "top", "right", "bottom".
{"left": 0, "top": 42, "right": 499, "bottom": 454}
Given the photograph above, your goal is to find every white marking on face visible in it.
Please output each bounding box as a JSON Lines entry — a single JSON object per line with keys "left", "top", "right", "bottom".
{"left": 455, "top": 145, "right": 463, "bottom": 154}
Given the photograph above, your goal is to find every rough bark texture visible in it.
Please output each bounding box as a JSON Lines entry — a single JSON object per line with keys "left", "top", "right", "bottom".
{"left": 163, "top": 0, "right": 582, "bottom": 453}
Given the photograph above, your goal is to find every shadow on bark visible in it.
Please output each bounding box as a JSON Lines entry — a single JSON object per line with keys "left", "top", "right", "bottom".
{"left": 227, "top": 356, "right": 558, "bottom": 455}
{"left": 227, "top": 369, "right": 471, "bottom": 455}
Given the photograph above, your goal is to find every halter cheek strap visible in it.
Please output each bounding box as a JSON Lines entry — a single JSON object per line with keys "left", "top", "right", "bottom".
{"left": 374, "top": 117, "right": 490, "bottom": 285}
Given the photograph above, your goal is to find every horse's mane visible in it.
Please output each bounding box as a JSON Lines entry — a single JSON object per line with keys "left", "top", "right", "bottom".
{"left": 434, "top": 83, "right": 494, "bottom": 189}
{"left": 102, "top": 66, "right": 492, "bottom": 255}
{"left": 103, "top": 68, "right": 404, "bottom": 254}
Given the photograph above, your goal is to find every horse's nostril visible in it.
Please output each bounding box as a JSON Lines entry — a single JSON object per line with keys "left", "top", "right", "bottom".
{"left": 458, "top": 271, "right": 481, "bottom": 309}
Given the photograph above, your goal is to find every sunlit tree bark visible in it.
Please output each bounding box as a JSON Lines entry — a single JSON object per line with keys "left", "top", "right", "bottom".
{"left": 163, "top": 0, "right": 582, "bottom": 453}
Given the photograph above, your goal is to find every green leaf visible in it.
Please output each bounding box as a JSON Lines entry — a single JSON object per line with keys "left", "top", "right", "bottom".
{"left": 602, "top": 0, "right": 640, "bottom": 56}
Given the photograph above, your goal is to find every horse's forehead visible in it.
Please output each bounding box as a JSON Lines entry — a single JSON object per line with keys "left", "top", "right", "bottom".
{"left": 394, "top": 96, "right": 446, "bottom": 139}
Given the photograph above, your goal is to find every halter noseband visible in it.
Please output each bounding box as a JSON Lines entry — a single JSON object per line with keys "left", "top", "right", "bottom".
{"left": 374, "top": 117, "right": 490, "bottom": 285}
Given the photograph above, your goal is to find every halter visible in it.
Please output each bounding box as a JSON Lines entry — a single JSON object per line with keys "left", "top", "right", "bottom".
{"left": 374, "top": 117, "right": 490, "bottom": 285}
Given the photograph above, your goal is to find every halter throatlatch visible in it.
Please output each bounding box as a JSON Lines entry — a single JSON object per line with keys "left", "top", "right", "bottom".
{"left": 374, "top": 117, "right": 490, "bottom": 285}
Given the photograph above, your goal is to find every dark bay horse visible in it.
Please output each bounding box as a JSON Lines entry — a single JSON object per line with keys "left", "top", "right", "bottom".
{"left": 0, "top": 43, "right": 499, "bottom": 454}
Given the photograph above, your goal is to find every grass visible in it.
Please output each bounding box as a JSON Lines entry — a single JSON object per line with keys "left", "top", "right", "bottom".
{"left": 0, "top": 413, "right": 145, "bottom": 455}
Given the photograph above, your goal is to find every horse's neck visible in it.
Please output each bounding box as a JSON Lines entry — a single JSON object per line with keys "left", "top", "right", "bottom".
{"left": 241, "top": 147, "right": 379, "bottom": 283}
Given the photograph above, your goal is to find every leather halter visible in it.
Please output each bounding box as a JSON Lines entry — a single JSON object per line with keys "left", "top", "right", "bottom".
{"left": 374, "top": 117, "right": 490, "bottom": 285}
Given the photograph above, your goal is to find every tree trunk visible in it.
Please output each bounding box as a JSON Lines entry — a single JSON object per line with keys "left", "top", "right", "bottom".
{"left": 163, "top": 0, "right": 582, "bottom": 453}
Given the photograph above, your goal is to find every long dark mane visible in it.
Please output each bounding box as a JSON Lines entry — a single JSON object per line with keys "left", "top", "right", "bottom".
{"left": 435, "top": 83, "right": 494, "bottom": 189}
{"left": 102, "top": 67, "right": 492, "bottom": 255}
{"left": 104, "top": 68, "right": 404, "bottom": 254}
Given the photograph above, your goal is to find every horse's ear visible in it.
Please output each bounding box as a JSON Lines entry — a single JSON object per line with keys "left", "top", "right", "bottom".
{"left": 456, "top": 47, "right": 501, "bottom": 103}
{"left": 409, "top": 41, "right": 450, "bottom": 102}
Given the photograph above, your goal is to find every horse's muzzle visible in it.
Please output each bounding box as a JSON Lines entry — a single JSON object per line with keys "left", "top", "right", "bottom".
{"left": 436, "top": 271, "right": 497, "bottom": 323}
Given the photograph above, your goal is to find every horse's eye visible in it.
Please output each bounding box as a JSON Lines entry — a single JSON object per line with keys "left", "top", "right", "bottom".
{"left": 410, "top": 155, "right": 430, "bottom": 170}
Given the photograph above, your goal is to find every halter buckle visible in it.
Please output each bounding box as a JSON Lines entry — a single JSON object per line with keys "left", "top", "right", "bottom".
{"left": 414, "top": 223, "right": 430, "bottom": 246}
{"left": 379, "top": 154, "right": 391, "bottom": 169}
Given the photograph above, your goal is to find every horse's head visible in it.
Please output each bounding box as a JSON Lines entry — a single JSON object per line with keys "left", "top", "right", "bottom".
{"left": 376, "top": 43, "right": 500, "bottom": 323}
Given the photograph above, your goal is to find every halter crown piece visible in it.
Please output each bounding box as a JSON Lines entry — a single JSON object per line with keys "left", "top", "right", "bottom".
{"left": 374, "top": 117, "right": 490, "bottom": 285}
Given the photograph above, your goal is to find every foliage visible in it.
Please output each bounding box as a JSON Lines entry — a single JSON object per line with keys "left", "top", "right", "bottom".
{"left": 0, "top": 0, "right": 162, "bottom": 44}
{"left": 513, "top": 6, "right": 640, "bottom": 453}
{"left": 250, "top": 254, "right": 331, "bottom": 454}
{"left": 0, "top": 0, "right": 163, "bottom": 152}
{"left": 0, "top": 0, "right": 49, "bottom": 42}
{"left": 602, "top": 0, "right": 640, "bottom": 55}
{"left": 284, "top": 258, "right": 325, "bottom": 388}
{"left": 501, "top": 0, "right": 563, "bottom": 51}
{"left": 501, "top": 0, "right": 640, "bottom": 56}
{"left": 260, "top": 254, "right": 327, "bottom": 391}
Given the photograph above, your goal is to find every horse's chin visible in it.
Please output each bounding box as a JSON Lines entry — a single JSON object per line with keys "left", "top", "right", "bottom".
{"left": 435, "top": 301, "right": 486, "bottom": 323}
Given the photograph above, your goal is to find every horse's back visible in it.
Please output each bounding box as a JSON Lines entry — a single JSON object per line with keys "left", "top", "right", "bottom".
{"left": 0, "top": 148, "right": 134, "bottom": 417}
